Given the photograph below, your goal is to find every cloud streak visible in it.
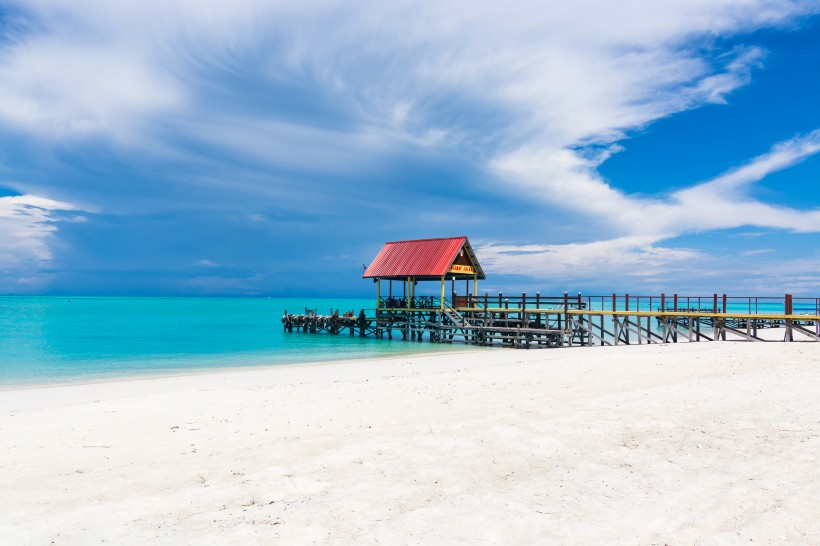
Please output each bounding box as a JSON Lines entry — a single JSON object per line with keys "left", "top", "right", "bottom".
{"left": 0, "top": 194, "right": 82, "bottom": 289}
{"left": 0, "top": 1, "right": 819, "bottom": 292}
{"left": 483, "top": 129, "right": 820, "bottom": 283}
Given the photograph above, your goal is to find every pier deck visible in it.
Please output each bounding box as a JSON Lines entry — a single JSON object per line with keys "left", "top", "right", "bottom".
{"left": 283, "top": 293, "right": 820, "bottom": 348}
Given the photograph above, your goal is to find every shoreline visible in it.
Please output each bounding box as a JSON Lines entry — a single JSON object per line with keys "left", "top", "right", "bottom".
{"left": 3, "top": 322, "right": 813, "bottom": 390}
{"left": 2, "top": 342, "right": 819, "bottom": 544}
{"left": 0, "top": 344, "right": 479, "bottom": 392}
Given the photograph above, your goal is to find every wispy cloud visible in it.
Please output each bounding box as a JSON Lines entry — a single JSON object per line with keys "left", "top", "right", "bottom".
{"left": 670, "top": 130, "right": 820, "bottom": 234}
{"left": 3, "top": 1, "right": 814, "bottom": 151}
{"left": 0, "top": 40, "right": 181, "bottom": 140}
{"left": 482, "top": 129, "right": 820, "bottom": 285}
{"left": 0, "top": 194, "right": 82, "bottom": 288}
{"left": 484, "top": 235, "right": 702, "bottom": 273}
{"left": 0, "top": 1, "right": 819, "bottom": 293}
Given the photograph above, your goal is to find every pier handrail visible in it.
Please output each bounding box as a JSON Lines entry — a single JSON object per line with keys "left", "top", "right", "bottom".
{"left": 374, "top": 292, "right": 818, "bottom": 318}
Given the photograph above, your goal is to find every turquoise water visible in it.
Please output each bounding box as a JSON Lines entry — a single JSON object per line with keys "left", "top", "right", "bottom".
{"left": 0, "top": 297, "right": 465, "bottom": 387}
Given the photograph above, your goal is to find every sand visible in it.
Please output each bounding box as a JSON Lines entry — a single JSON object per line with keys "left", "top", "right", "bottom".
{"left": 1, "top": 342, "right": 819, "bottom": 545}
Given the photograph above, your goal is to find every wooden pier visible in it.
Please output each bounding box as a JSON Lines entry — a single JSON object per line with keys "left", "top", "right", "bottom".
{"left": 282, "top": 292, "right": 820, "bottom": 347}
{"left": 282, "top": 237, "right": 820, "bottom": 348}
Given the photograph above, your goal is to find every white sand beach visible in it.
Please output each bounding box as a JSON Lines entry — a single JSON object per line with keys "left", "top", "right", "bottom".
{"left": 1, "top": 342, "right": 819, "bottom": 545}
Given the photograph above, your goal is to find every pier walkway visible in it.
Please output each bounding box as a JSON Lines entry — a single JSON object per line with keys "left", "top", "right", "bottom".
{"left": 282, "top": 293, "right": 820, "bottom": 348}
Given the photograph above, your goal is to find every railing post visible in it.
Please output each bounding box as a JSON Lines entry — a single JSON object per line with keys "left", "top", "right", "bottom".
{"left": 785, "top": 293, "right": 793, "bottom": 341}
{"left": 611, "top": 293, "right": 618, "bottom": 344}
{"left": 660, "top": 294, "right": 667, "bottom": 342}
{"left": 577, "top": 292, "right": 585, "bottom": 345}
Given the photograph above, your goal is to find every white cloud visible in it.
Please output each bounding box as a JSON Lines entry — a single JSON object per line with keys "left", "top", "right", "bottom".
{"left": 0, "top": 40, "right": 181, "bottom": 140}
{"left": 651, "top": 130, "right": 820, "bottom": 236}
{"left": 673, "top": 129, "right": 820, "bottom": 202}
{"left": 740, "top": 249, "right": 775, "bottom": 256}
{"left": 0, "top": 194, "right": 79, "bottom": 276}
{"left": 2, "top": 0, "right": 814, "bottom": 150}
{"left": 482, "top": 129, "right": 820, "bottom": 284}
{"left": 478, "top": 236, "right": 703, "bottom": 279}
{"left": 1, "top": 0, "right": 819, "bottom": 290}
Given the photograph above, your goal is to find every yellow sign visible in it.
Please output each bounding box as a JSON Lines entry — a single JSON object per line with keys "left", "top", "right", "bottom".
{"left": 449, "top": 264, "right": 475, "bottom": 274}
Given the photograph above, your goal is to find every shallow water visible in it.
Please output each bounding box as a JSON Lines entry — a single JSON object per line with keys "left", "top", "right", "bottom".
{"left": 0, "top": 296, "right": 467, "bottom": 387}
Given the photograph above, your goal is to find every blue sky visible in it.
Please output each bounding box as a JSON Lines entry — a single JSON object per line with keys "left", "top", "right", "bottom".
{"left": 1, "top": 0, "right": 819, "bottom": 297}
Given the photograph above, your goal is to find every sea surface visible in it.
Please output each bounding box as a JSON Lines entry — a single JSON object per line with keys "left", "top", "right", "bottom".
{"left": 0, "top": 296, "right": 468, "bottom": 387}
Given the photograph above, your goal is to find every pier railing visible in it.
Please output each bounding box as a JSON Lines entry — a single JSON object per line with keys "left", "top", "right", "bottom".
{"left": 453, "top": 292, "right": 820, "bottom": 315}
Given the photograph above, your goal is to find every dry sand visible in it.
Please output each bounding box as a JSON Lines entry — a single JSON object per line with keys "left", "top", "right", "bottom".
{"left": 1, "top": 342, "right": 819, "bottom": 545}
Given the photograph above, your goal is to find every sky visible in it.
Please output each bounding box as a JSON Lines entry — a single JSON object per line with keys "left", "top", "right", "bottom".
{"left": 1, "top": 0, "right": 820, "bottom": 297}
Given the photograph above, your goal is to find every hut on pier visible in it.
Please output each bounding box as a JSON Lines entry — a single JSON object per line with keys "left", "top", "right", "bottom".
{"left": 362, "top": 236, "right": 485, "bottom": 310}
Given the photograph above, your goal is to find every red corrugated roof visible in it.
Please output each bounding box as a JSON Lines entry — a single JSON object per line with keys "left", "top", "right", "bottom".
{"left": 363, "top": 236, "right": 484, "bottom": 279}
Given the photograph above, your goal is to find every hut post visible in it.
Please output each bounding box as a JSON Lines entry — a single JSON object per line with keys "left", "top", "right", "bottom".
{"left": 473, "top": 274, "right": 478, "bottom": 305}
{"left": 376, "top": 278, "right": 381, "bottom": 310}
{"left": 440, "top": 276, "right": 445, "bottom": 310}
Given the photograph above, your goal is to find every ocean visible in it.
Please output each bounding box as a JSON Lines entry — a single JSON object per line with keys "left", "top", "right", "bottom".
{"left": 0, "top": 296, "right": 467, "bottom": 387}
